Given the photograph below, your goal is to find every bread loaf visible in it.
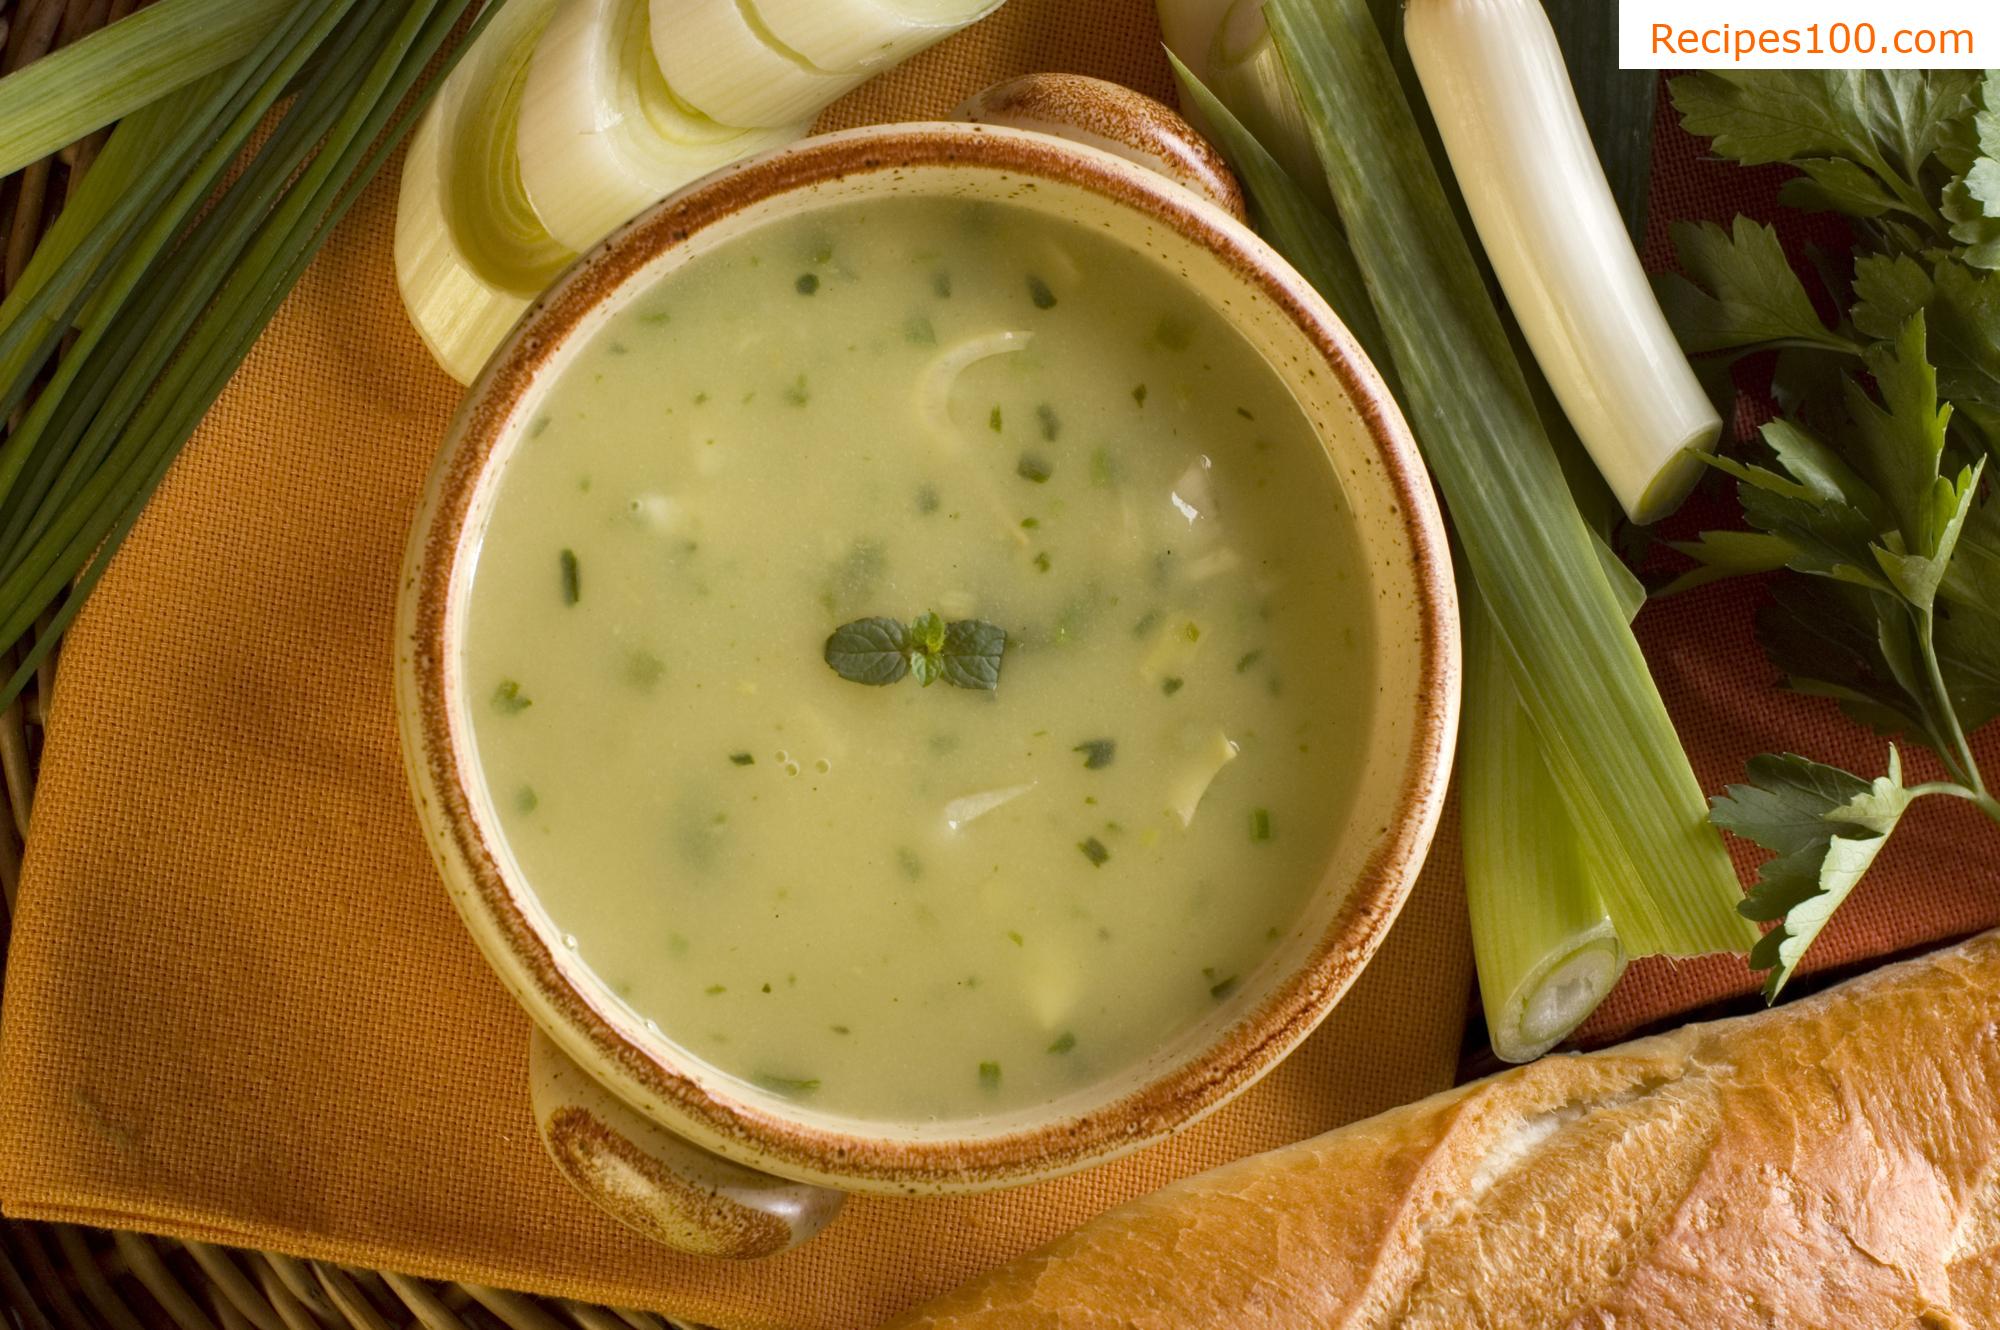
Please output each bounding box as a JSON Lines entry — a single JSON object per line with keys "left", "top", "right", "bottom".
{"left": 891, "top": 931, "right": 2000, "bottom": 1329}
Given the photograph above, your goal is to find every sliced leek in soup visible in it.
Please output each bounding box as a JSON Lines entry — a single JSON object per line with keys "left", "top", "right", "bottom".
{"left": 461, "top": 196, "right": 1375, "bottom": 1123}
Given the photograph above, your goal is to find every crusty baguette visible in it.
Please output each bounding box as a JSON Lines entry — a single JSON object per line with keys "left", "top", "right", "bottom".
{"left": 891, "top": 931, "right": 2000, "bottom": 1329}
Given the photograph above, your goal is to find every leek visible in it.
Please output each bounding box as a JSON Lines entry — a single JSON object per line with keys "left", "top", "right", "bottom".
{"left": 1462, "top": 599, "right": 1625, "bottom": 1062}
{"left": 1168, "top": 54, "right": 1381, "bottom": 373}
{"left": 1182, "top": 52, "right": 1637, "bottom": 1053}
{"left": 396, "top": 0, "right": 575, "bottom": 384}
{"left": 1543, "top": 0, "right": 1657, "bottom": 244}
{"left": 647, "top": 0, "right": 859, "bottom": 130}
{"left": 1264, "top": 0, "right": 1752, "bottom": 956}
{"left": 0, "top": 0, "right": 292, "bottom": 176}
{"left": 1157, "top": 0, "right": 1329, "bottom": 209}
{"left": 1404, "top": 0, "right": 1719, "bottom": 523}
{"left": 755, "top": 0, "right": 1005, "bottom": 72}
{"left": 1461, "top": 543, "right": 1645, "bottom": 1063}
{"left": 518, "top": 0, "right": 810, "bottom": 253}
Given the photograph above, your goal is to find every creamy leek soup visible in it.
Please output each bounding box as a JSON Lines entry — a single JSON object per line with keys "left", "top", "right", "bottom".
{"left": 462, "top": 196, "right": 1373, "bottom": 1123}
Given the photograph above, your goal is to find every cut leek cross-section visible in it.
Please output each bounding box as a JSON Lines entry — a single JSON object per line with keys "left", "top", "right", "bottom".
{"left": 521, "top": 0, "right": 811, "bottom": 252}
{"left": 648, "top": 0, "right": 859, "bottom": 129}
{"left": 396, "top": 0, "right": 573, "bottom": 385}
{"left": 756, "top": 0, "right": 1005, "bottom": 72}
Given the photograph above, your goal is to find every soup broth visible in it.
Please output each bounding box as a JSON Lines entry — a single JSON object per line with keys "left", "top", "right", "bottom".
{"left": 462, "top": 196, "right": 1374, "bottom": 1123}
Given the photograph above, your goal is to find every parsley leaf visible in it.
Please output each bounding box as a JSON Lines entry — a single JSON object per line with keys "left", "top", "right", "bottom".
{"left": 1845, "top": 314, "right": 1952, "bottom": 555}
{"left": 1942, "top": 71, "right": 2000, "bottom": 268}
{"left": 1666, "top": 69, "right": 2000, "bottom": 995}
{"left": 1073, "top": 738, "right": 1115, "bottom": 769}
{"left": 1654, "top": 218, "right": 1856, "bottom": 355}
{"left": 1673, "top": 70, "right": 1977, "bottom": 235}
{"left": 1713, "top": 748, "right": 1917, "bottom": 997}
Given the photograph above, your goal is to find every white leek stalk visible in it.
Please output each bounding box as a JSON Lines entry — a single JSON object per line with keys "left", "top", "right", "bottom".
{"left": 755, "top": 0, "right": 1005, "bottom": 73}
{"left": 1406, "top": 0, "right": 1719, "bottom": 524}
{"left": 1157, "top": 0, "right": 1328, "bottom": 208}
{"left": 396, "top": 0, "right": 573, "bottom": 385}
{"left": 519, "top": 0, "right": 810, "bottom": 253}
{"left": 647, "top": 0, "right": 859, "bottom": 129}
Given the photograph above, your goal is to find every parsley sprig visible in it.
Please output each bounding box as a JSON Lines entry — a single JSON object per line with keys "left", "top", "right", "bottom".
{"left": 1660, "top": 69, "right": 2000, "bottom": 995}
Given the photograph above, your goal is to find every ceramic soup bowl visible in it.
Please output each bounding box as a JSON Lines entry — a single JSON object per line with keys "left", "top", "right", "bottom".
{"left": 395, "top": 76, "right": 1458, "bottom": 1259}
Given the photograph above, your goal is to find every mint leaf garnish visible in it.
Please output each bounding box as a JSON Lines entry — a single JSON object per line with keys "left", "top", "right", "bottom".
{"left": 823, "top": 613, "right": 1007, "bottom": 691}
{"left": 939, "top": 619, "right": 1005, "bottom": 690}
{"left": 823, "top": 617, "right": 911, "bottom": 686}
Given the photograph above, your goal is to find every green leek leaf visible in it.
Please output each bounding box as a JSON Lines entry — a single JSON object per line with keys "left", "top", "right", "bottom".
{"left": 1267, "top": 0, "right": 1752, "bottom": 956}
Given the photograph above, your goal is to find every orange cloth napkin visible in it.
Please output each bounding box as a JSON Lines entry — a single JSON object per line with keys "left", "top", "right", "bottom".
{"left": 0, "top": 5, "right": 1478, "bottom": 1329}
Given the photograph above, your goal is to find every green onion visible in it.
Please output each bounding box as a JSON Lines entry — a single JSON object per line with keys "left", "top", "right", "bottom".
{"left": 0, "top": 0, "right": 496, "bottom": 705}
{"left": 0, "top": 0, "right": 293, "bottom": 176}
{"left": 1264, "top": 0, "right": 1752, "bottom": 957}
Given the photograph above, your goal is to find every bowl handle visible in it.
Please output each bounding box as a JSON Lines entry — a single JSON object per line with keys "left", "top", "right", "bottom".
{"left": 528, "top": 1027, "right": 844, "bottom": 1258}
{"left": 955, "top": 73, "right": 1248, "bottom": 223}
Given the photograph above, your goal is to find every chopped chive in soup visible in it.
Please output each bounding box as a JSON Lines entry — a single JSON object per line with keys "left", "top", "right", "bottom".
{"left": 558, "top": 549, "right": 580, "bottom": 606}
{"left": 1074, "top": 739, "right": 1115, "bottom": 769}
{"left": 462, "top": 197, "right": 1370, "bottom": 1121}
{"left": 1251, "top": 808, "right": 1273, "bottom": 841}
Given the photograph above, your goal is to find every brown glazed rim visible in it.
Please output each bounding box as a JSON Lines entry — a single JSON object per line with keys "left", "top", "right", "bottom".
{"left": 411, "top": 123, "right": 1458, "bottom": 1191}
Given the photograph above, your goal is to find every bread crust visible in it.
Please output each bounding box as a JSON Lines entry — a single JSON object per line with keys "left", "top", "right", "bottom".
{"left": 889, "top": 932, "right": 2000, "bottom": 1330}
